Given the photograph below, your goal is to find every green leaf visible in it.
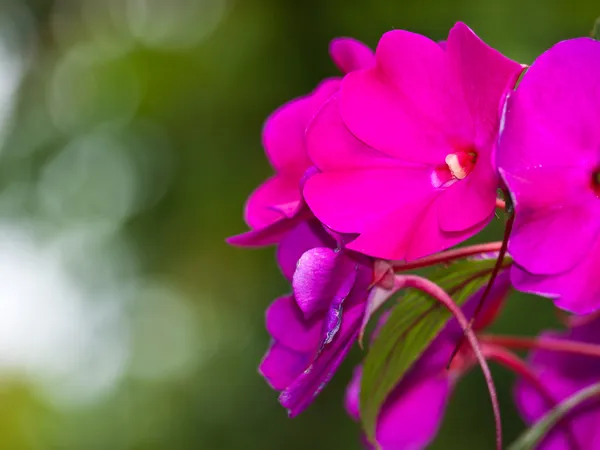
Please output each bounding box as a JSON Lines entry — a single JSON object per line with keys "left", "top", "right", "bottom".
{"left": 359, "top": 258, "right": 498, "bottom": 445}
{"left": 593, "top": 16, "right": 600, "bottom": 41}
{"left": 508, "top": 381, "right": 600, "bottom": 450}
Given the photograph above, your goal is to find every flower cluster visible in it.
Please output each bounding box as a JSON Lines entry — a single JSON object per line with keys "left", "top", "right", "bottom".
{"left": 229, "top": 21, "right": 600, "bottom": 450}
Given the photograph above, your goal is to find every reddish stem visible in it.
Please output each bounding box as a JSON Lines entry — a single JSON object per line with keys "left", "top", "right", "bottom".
{"left": 480, "top": 335, "right": 600, "bottom": 359}
{"left": 391, "top": 242, "right": 503, "bottom": 272}
{"left": 402, "top": 275, "right": 502, "bottom": 450}
{"left": 483, "top": 344, "right": 580, "bottom": 450}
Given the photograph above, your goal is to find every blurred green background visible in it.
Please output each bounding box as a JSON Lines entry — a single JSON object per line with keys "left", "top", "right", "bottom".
{"left": 0, "top": 1, "right": 594, "bottom": 449}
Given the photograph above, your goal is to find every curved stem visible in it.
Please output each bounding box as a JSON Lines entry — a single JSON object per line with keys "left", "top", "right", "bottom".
{"left": 402, "top": 275, "right": 502, "bottom": 450}
{"left": 480, "top": 335, "right": 600, "bottom": 359}
{"left": 482, "top": 344, "right": 580, "bottom": 450}
{"left": 391, "top": 242, "right": 503, "bottom": 272}
{"left": 509, "top": 382, "right": 600, "bottom": 450}
{"left": 468, "top": 214, "right": 514, "bottom": 331}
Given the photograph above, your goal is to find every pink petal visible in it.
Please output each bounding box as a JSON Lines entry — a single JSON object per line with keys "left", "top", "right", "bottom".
{"left": 437, "top": 160, "right": 497, "bottom": 232}
{"left": 292, "top": 248, "right": 357, "bottom": 318}
{"left": 329, "top": 37, "right": 375, "bottom": 74}
{"left": 498, "top": 38, "right": 600, "bottom": 172}
{"left": 340, "top": 30, "right": 466, "bottom": 165}
{"left": 406, "top": 196, "right": 489, "bottom": 261}
{"left": 505, "top": 178, "right": 599, "bottom": 276}
{"left": 511, "top": 239, "right": 600, "bottom": 315}
{"left": 265, "top": 296, "right": 322, "bottom": 353}
{"left": 446, "top": 22, "right": 523, "bottom": 148}
{"left": 344, "top": 366, "right": 362, "bottom": 421}
{"left": 244, "top": 175, "right": 301, "bottom": 229}
{"left": 306, "top": 96, "right": 404, "bottom": 172}
{"left": 263, "top": 78, "right": 340, "bottom": 175}
{"left": 226, "top": 213, "right": 305, "bottom": 247}
{"left": 500, "top": 166, "right": 595, "bottom": 214}
{"left": 376, "top": 375, "right": 451, "bottom": 450}
{"left": 303, "top": 166, "right": 433, "bottom": 236}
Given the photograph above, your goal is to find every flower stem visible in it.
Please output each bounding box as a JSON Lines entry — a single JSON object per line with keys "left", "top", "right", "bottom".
{"left": 482, "top": 344, "right": 580, "bottom": 450}
{"left": 480, "top": 335, "right": 600, "bottom": 359}
{"left": 391, "top": 242, "right": 503, "bottom": 272}
{"left": 402, "top": 275, "right": 502, "bottom": 450}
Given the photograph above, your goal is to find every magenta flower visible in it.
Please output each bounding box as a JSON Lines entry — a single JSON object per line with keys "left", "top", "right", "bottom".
{"left": 303, "top": 22, "right": 523, "bottom": 260}
{"left": 345, "top": 271, "right": 512, "bottom": 449}
{"left": 228, "top": 38, "right": 374, "bottom": 247}
{"left": 497, "top": 38, "right": 600, "bottom": 314}
{"left": 515, "top": 317, "right": 600, "bottom": 449}
{"left": 259, "top": 219, "right": 374, "bottom": 416}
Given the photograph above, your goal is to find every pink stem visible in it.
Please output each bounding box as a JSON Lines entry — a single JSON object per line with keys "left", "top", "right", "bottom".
{"left": 496, "top": 198, "right": 506, "bottom": 209}
{"left": 480, "top": 335, "right": 600, "bottom": 359}
{"left": 402, "top": 275, "right": 502, "bottom": 450}
{"left": 391, "top": 242, "right": 503, "bottom": 272}
{"left": 482, "top": 344, "right": 580, "bottom": 450}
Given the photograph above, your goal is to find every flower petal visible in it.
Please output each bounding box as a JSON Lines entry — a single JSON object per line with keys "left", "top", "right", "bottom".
{"left": 303, "top": 167, "right": 435, "bottom": 259}
{"left": 340, "top": 30, "right": 460, "bottom": 165}
{"left": 259, "top": 342, "right": 309, "bottom": 391}
{"left": 263, "top": 78, "right": 340, "bottom": 175}
{"left": 329, "top": 37, "right": 375, "bottom": 74}
{"left": 276, "top": 220, "right": 335, "bottom": 281}
{"left": 446, "top": 22, "right": 523, "bottom": 148}
{"left": 507, "top": 198, "right": 599, "bottom": 276}
{"left": 265, "top": 296, "right": 322, "bottom": 353}
{"left": 280, "top": 303, "right": 365, "bottom": 416}
{"left": 306, "top": 95, "right": 403, "bottom": 172}
{"left": 498, "top": 38, "right": 600, "bottom": 172}
{"left": 437, "top": 161, "right": 497, "bottom": 233}
{"left": 292, "top": 248, "right": 357, "bottom": 318}
{"left": 511, "top": 239, "right": 600, "bottom": 315}
{"left": 244, "top": 175, "right": 301, "bottom": 229}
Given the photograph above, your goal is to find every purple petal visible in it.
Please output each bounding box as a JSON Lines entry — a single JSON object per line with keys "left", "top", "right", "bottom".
{"left": 265, "top": 296, "right": 321, "bottom": 353}
{"left": 259, "top": 342, "right": 310, "bottom": 391}
{"left": 292, "top": 247, "right": 357, "bottom": 318}
{"left": 280, "top": 302, "right": 365, "bottom": 416}
{"left": 276, "top": 219, "right": 335, "bottom": 282}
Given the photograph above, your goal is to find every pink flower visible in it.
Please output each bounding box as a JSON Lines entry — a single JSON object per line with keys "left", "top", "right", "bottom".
{"left": 303, "top": 22, "right": 523, "bottom": 260}
{"left": 497, "top": 38, "right": 600, "bottom": 314}
{"left": 259, "top": 219, "right": 374, "bottom": 416}
{"left": 228, "top": 38, "right": 374, "bottom": 247}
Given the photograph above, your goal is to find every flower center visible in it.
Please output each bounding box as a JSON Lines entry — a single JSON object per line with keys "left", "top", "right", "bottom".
{"left": 432, "top": 151, "right": 477, "bottom": 188}
{"left": 593, "top": 169, "right": 600, "bottom": 198}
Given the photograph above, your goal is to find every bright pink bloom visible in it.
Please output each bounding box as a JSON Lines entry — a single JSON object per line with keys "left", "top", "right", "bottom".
{"left": 497, "top": 38, "right": 600, "bottom": 314}
{"left": 515, "top": 317, "right": 600, "bottom": 449}
{"left": 303, "top": 22, "right": 522, "bottom": 260}
{"left": 228, "top": 38, "right": 374, "bottom": 247}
